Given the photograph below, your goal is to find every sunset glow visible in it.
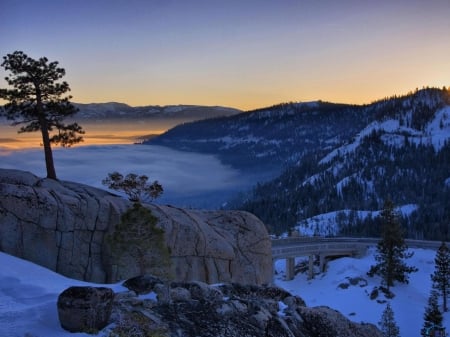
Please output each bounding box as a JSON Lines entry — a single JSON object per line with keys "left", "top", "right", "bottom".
{"left": 0, "top": 121, "right": 170, "bottom": 149}
{"left": 0, "top": 0, "right": 448, "bottom": 112}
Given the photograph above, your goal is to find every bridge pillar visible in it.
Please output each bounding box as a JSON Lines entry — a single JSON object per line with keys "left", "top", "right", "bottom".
{"left": 308, "top": 255, "right": 314, "bottom": 280}
{"left": 285, "top": 257, "right": 295, "bottom": 281}
{"left": 319, "top": 254, "right": 326, "bottom": 272}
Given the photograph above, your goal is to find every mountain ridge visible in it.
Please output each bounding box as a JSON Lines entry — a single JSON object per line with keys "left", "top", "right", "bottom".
{"left": 73, "top": 102, "right": 241, "bottom": 120}
{"left": 146, "top": 87, "right": 450, "bottom": 239}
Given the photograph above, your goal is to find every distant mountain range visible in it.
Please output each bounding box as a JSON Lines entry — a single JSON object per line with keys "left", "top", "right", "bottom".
{"left": 73, "top": 102, "right": 241, "bottom": 121}
{"left": 146, "top": 87, "right": 450, "bottom": 240}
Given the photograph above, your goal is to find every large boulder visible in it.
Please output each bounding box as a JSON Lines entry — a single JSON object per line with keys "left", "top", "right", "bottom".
{"left": 0, "top": 169, "right": 272, "bottom": 285}
{"left": 136, "top": 204, "right": 272, "bottom": 285}
{"left": 57, "top": 286, "right": 114, "bottom": 333}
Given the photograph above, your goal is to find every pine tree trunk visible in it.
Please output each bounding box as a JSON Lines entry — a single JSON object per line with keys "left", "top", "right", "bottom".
{"left": 444, "top": 287, "right": 448, "bottom": 312}
{"left": 36, "top": 88, "right": 57, "bottom": 180}
{"left": 40, "top": 118, "right": 57, "bottom": 180}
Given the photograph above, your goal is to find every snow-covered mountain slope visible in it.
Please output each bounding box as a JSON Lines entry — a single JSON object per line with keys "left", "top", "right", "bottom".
{"left": 294, "top": 204, "right": 418, "bottom": 237}
{"left": 146, "top": 100, "right": 372, "bottom": 176}
{"left": 320, "top": 105, "right": 450, "bottom": 165}
{"left": 73, "top": 102, "right": 241, "bottom": 120}
{"left": 223, "top": 88, "right": 450, "bottom": 238}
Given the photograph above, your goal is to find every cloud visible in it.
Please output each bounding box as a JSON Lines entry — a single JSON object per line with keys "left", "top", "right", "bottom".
{"left": 0, "top": 144, "right": 249, "bottom": 208}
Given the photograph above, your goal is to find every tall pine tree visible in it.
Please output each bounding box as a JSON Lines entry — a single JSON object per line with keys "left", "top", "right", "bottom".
{"left": 421, "top": 289, "right": 443, "bottom": 336}
{"left": 368, "top": 200, "right": 418, "bottom": 291}
{"left": 379, "top": 303, "right": 400, "bottom": 337}
{"left": 431, "top": 241, "right": 450, "bottom": 312}
{"left": 0, "top": 51, "right": 84, "bottom": 179}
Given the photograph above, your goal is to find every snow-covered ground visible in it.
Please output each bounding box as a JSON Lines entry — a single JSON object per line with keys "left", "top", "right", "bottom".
{"left": 275, "top": 247, "right": 450, "bottom": 337}
{"left": 295, "top": 204, "right": 418, "bottom": 236}
{"left": 0, "top": 247, "right": 448, "bottom": 337}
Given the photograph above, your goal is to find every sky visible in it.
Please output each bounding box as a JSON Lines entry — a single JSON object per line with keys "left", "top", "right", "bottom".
{"left": 0, "top": 0, "right": 449, "bottom": 110}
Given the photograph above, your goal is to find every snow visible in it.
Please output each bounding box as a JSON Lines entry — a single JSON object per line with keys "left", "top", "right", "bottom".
{"left": 446, "top": 177, "right": 450, "bottom": 187}
{"left": 426, "top": 106, "right": 450, "bottom": 151}
{"left": 275, "top": 247, "right": 450, "bottom": 337}
{"left": 0, "top": 251, "right": 128, "bottom": 337}
{"left": 320, "top": 107, "right": 450, "bottom": 165}
{"left": 296, "top": 204, "right": 418, "bottom": 236}
{"left": 1, "top": 245, "right": 448, "bottom": 336}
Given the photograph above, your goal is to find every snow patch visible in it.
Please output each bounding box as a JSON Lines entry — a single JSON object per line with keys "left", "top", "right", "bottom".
{"left": 295, "top": 204, "right": 417, "bottom": 236}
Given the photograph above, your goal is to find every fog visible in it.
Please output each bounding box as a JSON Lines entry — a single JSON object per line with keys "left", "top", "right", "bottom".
{"left": 0, "top": 144, "right": 252, "bottom": 208}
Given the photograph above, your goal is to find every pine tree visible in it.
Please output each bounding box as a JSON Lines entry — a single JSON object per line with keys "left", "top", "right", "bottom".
{"left": 431, "top": 241, "right": 450, "bottom": 312}
{"left": 368, "top": 200, "right": 418, "bottom": 291}
{"left": 106, "top": 203, "right": 172, "bottom": 281}
{"left": 0, "top": 51, "right": 84, "bottom": 179}
{"left": 102, "top": 172, "right": 163, "bottom": 203}
{"left": 379, "top": 303, "right": 400, "bottom": 337}
{"left": 421, "top": 289, "right": 443, "bottom": 336}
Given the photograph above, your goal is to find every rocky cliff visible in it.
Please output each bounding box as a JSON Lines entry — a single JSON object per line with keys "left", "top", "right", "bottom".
{"left": 0, "top": 169, "right": 272, "bottom": 285}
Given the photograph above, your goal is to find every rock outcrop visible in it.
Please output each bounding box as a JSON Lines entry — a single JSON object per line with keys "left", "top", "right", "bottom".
{"left": 57, "top": 286, "right": 114, "bottom": 333}
{"left": 0, "top": 169, "right": 272, "bottom": 284}
{"left": 105, "top": 277, "right": 383, "bottom": 337}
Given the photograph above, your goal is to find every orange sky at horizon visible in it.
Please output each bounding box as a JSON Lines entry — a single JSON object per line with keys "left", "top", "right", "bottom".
{"left": 0, "top": 120, "right": 172, "bottom": 150}
{"left": 0, "top": 0, "right": 449, "bottom": 111}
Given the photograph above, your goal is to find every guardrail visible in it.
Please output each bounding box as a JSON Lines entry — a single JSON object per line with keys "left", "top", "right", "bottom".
{"left": 271, "top": 237, "right": 443, "bottom": 259}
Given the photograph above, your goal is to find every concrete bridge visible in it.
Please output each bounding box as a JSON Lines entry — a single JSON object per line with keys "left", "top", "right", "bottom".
{"left": 271, "top": 237, "right": 442, "bottom": 280}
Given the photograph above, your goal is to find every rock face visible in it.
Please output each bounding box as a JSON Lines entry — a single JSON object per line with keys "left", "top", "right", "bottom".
{"left": 108, "top": 277, "right": 383, "bottom": 337}
{"left": 57, "top": 286, "right": 114, "bottom": 333}
{"left": 145, "top": 204, "right": 272, "bottom": 285}
{"left": 0, "top": 169, "right": 272, "bottom": 284}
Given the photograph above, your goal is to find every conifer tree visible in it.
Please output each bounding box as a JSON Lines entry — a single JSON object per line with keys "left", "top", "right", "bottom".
{"left": 368, "top": 200, "right": 418, "bottom": 291}
{"left": 102, "top": 172, "right": 163, "bottom": 203}
{"left": 0, "top": 51, "right": 84, "bottom": 179}
{"left": 431, "top": 241, "right": 450, "bottom": 312}
{"left": 106, "top": 203, "right": 172, "bottom": 281}
{"left": 379, "top": 303, "right": 400, "bottom": 337}
{"left": 421, "top": 289, "right": 443, "bottom": 336}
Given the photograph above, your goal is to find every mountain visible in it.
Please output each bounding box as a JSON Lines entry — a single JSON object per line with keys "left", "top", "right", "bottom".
{"left": 73, "top": 102, "right": 241, "bottom": 121}
{"left": 145, "top": 100, "right": 373, "bottom": 180}
{"left": 146, "top": 88, "right": 450, "bottom": 239}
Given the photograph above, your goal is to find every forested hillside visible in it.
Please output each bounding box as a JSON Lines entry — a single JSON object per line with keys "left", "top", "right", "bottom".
{"left": 233, "top": 88, "right": 450, "bottom": 238}
{"left": 148, "top": 88, "right": 450, "bottom": 239}
{"left": 146, "top": 101, "right": 374, "bottom": 178}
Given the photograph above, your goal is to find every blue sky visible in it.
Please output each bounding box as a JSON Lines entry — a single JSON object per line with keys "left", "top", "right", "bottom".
{"left": 1, "top": 0, "right": 449, "bottom": 109}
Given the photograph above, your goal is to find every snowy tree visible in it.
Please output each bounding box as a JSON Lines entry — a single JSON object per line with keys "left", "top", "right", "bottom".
{"left": 431, "top": 241, "right": 450, "bottom": 312}
{"left": 379, "top": 303, "right": 400, "bottom": 337}
{"left": 421, "top": 289, "right": 443, "bottom": 336}
{"left": 368, "top": 200, "right": 418, "bottom": 291}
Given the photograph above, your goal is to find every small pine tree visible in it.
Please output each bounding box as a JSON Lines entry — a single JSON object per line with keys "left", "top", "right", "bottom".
{"left": 107, "top": 203, "right": 172, "bottom": 281}
{"left": 431, "top": 242, "right": 450, "bottom": 312}
{"left": 102, "top": 171, "right": 163, "bottom": 203}
{"left": 421, "top": 289, "right": 443, "bottom": 336}
{"left": 379, "top": 303, "right": 400, "bottom": 337}
{"left": 368, "top": 200, "right": 418, "bottom": 291}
